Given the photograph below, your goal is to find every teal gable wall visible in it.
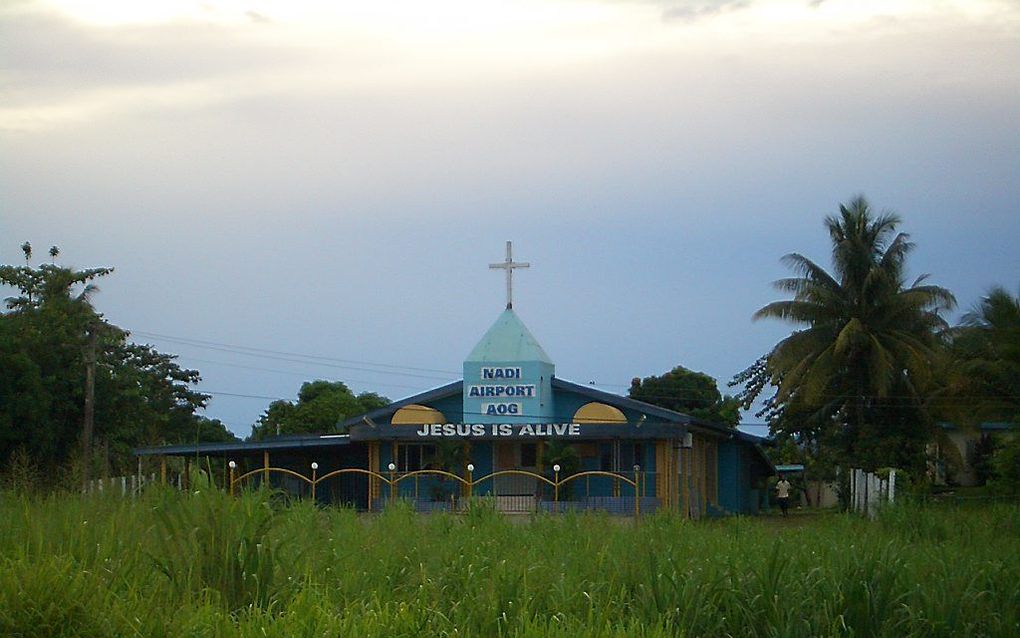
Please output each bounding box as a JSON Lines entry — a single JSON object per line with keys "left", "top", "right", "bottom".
{"left": 463, "top": 309, "right": 557, "bottom": 424}
{"left": 426, "top": 393, "right": 464, "bottom": 423}
{"left": 463, "top": 360, "right": 555, "bottom": 424}
{"left": 717, "top": 442, "right": 762, "bottom": 515}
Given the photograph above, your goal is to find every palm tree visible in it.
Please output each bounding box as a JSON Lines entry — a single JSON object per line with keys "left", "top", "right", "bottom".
{"left": 946, "top": 286, "right": 1020, "bottom": 423}
{"left": 748, "top": 197, "right": 955, "bottom": 467}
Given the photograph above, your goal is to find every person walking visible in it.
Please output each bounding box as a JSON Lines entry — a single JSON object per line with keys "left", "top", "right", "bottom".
{"left": 776, "top": 475, "right": 792, "bottom": 516}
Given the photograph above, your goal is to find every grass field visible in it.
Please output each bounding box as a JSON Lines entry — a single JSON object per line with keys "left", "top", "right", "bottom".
{"left": 1, "top": 489, "right": 1018, "bottom": 637}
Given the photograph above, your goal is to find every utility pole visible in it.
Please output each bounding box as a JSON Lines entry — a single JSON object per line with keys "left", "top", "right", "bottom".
{"left": 82, "top": 325, "right": 97, "bottom": 491}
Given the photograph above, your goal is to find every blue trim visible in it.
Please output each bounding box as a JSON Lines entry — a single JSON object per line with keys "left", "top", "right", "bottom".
{"left": 939, "top": 421, "right": 1016, "bottom": 431}
{"left": 775, "top": 464, "right": 805, "bottom": 472}
{"left": 336, "top": 380, "right": 463, "bottom": 429}
{"left": 134, "top": 434, "right": 353, "bottom": 457}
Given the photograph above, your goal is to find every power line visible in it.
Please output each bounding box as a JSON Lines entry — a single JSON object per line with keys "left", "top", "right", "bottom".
{"left": 132, "top": 331, "right": 1020, "bottom": 403}
{"left": 183, "top": 356, "right": 437, "bottom": 392}
{"left": 203, "top": 390, "right": 288, "bottom": 401}
{"left": 130, "top": 332, "right": 457, "bottom": 382}
{"left": 131, "top": 330, "right": 461, "bottom": 377}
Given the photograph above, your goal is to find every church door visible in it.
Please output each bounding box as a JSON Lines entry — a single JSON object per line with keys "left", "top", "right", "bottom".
{"left": 492, "top": 442, "right": 539, "bottom": 512}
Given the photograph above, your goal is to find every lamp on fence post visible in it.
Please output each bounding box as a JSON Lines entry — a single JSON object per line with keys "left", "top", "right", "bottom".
{"left": 553, "top": 464, "right": 561, "bottom": 504}
{"left": 228, "top": 461, "right": 236, "bottom": 496}
{"left": 311, "top": 462, "right": 318, "bottom": 501}
{"left": 466, "top": 463, "right": 474, "bottom": 500}
{"left": 388, "top": 462, "right": 396, "bottom": 502}
{"left": 633, "top": 465, "right": 641, "bottom": 517}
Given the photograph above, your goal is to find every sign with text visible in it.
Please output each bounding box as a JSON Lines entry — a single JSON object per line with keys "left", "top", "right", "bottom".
{"left": 415, "top": 423, "right": 581, "bottom": 437}
{"left": 481, "top": 366, "right": 521, "bottom": 380}
{"left": 482, "top": 402, "right": 522, "bottom": 416}
{"left": 466, "top": 384, "right": 536, "bottom": 398}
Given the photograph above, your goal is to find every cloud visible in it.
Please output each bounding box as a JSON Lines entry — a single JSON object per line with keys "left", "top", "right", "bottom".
{"left": 245, "top": 10, "right": 271, "bottom": 24}
{"left": 660, "top": 1, "right": 751, "bottom": 21}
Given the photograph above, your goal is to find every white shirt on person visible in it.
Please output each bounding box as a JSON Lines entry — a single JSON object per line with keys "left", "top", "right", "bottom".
{"left": 776, "top": 479, "right": 791, "bottom": 499}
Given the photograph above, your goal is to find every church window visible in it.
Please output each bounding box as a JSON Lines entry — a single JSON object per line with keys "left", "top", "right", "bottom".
{"left": 397, "top": 443, "right": 436, "bottom": 472}
{"left": 520, "top": 443, "right": 538, "bottom": 467}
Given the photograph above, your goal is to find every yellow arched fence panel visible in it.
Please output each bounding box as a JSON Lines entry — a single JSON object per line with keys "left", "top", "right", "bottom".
{"left": 228, "top": 465, "right": 643, "bottom": 516}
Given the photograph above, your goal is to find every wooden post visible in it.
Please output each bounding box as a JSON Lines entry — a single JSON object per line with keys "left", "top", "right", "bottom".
{"left": 263, "top": 450, "right": 270, "bottom": 488}
{"left": 367, "top": 442, "right": 379, "bottom": 512}
{"left": 634, "top": 468, "right": 640, "bottom": 517}
{"left": 311, "top": 463, "right": 317, "bottom": 501}
{"left": 160, "top": 456, "right": 167, "bottom": 485}
{"left": 80, "top": 326, "right": 98, "bottom": 491}
{"left": 183, "top": 457, "right": 191, "bottom": 491}
{"left": 680, "top": 443, "right": 690, "bottom": 519}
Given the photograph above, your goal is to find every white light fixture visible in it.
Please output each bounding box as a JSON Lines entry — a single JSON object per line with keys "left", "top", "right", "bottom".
{"left": 388, "top": 462, "right": 396, "bottom": 471}
{"left": 553, "top": 464, "right": 561, "bottom": 472}
{"left": 228, "top": 460, "right": 236, "bottom": 469}
{"left": 311, "top": 462, "right": 318, "bottom": 471}
{"left": 467, "top": 464, "right": 474, "bottom": 472}
{"left": 633, "top": 464, "right": 641, "bottom": 472}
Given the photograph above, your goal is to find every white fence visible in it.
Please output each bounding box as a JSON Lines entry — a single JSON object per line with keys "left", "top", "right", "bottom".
{"left": 849, "top": 468, "right": 897, "bottom": 518}
{"left": 84, "top": 473, "right": 163, "bottom": 497}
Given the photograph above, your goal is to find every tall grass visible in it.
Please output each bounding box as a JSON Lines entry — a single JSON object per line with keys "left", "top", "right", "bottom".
{"left": 1, "top": 489, "right": 1017, "bottom": 637}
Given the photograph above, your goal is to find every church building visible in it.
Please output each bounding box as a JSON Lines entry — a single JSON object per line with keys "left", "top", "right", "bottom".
{"left": 137, "top": 243, "right": 773, "bottom": 516}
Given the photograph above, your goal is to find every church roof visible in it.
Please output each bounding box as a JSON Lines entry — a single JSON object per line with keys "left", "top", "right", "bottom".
{"left": 465, "top": 308, "right": 553, "bottom": 364}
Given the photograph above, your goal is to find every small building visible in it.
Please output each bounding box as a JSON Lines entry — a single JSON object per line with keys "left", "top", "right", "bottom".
{"left": 932, "top": 421, "right": 1017, "bottom": 486}
{"left": 137, "top": 245, "right": 773, "bottom": 516}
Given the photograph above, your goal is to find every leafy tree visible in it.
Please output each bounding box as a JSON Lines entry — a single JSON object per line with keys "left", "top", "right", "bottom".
{"left": 0, "top": 246, "right": 232, "bottom": 481}
{"left": 943, "top": 286, "right": 1020, "bottom": 424}
{"left": 732, "top": 197, "right": 955, "bottom": 471}
{"left": 250, "top": 380, "right": 390, "bottom": 440}
{"left": 629, "top": 366, "right": 740, "bottom": 426}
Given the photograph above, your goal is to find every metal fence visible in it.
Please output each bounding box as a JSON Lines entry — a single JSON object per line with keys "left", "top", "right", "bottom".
{"left": 230, "top": 465, "right": 657, "bottom": 516}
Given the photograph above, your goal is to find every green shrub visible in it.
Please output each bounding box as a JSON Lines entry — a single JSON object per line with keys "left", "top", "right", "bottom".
{"left": 989, "top": 435, "right": 1020, "bottom": 495}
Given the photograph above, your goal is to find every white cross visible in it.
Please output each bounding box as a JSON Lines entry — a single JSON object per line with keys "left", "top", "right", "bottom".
{"left": 489, "top": 240, "right": 529, "bottom": 309}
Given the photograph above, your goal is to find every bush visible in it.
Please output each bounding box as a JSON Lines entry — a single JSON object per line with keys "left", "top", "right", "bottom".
{"left": 989, "top": 435, "right": 1020, "bottom": 495}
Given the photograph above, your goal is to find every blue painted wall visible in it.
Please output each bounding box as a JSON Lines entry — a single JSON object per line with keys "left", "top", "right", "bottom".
{"left": 717, "top": 442, "right": 763, "bottom": 515}
{"left": 462, "top": 360, "right": 556, "bottom": 424}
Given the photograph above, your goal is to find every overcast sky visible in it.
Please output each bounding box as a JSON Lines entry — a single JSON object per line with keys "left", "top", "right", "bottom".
{"left": 3, "top": 0, "right": 1018, "bottom": 437}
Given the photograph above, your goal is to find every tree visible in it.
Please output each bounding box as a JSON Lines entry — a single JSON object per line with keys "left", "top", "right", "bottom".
{"left": 0, "top": 246, "right": 232, "bottom": 481}
{"left": 629, "top": 366, "right": 740, "bottom": 426}
{"left": 249, "top": 380, "right": 390, "bottom": 440}
{"left": 732, "top": 197, "right": 955, "bottom": 471}
{"left": 944, "top": 286, "right": 1020, "bottom": 424}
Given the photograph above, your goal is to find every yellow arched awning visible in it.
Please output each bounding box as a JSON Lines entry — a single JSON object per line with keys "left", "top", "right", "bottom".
{"left": 573, "top": 402, "right": 627, "bottom": 424}
{"left": 391, "top": 404, "right": 446, "bottom": 425}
